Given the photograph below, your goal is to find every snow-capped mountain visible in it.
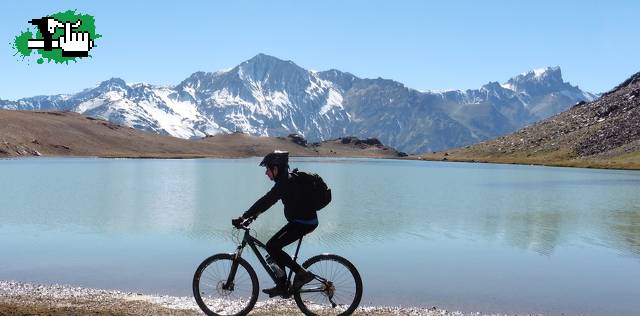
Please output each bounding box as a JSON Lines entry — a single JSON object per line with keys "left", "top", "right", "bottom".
{"left": 172, "top": 54, "right": 352, "bottom": 141}
{"left": 0, "top": 54, "right": 595, "bottom": 153}
{"left": 433, "top": 67, "right": 596, "bottom": 142}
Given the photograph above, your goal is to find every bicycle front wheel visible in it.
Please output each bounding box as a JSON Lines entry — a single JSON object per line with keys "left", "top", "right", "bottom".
{"left": 193, "top": 253, "right": 259, "bottom": 316}
{"left": 294, "top": 254, "right": 363, "bottom": 316}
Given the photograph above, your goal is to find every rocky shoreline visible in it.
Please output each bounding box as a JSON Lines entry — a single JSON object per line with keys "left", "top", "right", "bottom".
{"left": 0, "top": 280, "right": 524, "bottom": 316}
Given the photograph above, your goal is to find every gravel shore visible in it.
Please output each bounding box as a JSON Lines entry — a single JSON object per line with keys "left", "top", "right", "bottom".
{"left": 0, "top": 281, "right": 500, "bottom": 316}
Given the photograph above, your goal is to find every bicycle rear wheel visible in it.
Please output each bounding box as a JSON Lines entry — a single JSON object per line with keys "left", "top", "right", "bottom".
{"left": 293, "top": 254, "right": 363, "bottom": 316}
{"left": 193, "top": 253, "right": 259, "bottom": 316}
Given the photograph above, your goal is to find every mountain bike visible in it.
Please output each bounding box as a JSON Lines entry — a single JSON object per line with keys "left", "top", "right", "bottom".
{"left": 192, "top": 217, "right": 363, "bottom": 316}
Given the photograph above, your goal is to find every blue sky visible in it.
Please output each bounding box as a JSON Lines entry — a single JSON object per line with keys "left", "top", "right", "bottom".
{"left": 1, "top": 0, "right": 639, "bottom": 100}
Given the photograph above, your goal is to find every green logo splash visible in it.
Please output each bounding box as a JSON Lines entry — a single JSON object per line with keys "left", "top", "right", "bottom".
{"left": 12, "top": 10, "right": 101, "bottom": 64}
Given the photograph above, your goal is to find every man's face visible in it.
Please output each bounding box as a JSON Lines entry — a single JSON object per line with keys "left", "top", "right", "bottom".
{"left": 265, "top": 166, "right": 278, "bottom": 181}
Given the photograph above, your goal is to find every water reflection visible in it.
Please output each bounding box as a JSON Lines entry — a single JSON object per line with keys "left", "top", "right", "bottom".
{"left": 502, "top": 210, "right": 563, "bottom": 256}
{"left": 603, "top": 208, "right": 640, "bottom": 257}
{"left": 1, "top": 158, "right": 640, "bottom": 259}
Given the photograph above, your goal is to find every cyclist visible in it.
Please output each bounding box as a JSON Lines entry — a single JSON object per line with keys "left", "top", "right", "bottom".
{"left": 233, "top": 150, "right": 317, "bottom": 298}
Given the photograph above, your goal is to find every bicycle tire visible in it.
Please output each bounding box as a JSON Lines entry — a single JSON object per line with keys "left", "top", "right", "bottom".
{"left": 193, "top": 253, "right": 259, "bottom": 316}
{"left": 293, "top": 254, "right": 363, "bottom": 316}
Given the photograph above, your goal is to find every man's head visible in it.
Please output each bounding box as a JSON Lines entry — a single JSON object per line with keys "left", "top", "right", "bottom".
{"left": 259, "top": 150, "right": 289, "bottom": 181}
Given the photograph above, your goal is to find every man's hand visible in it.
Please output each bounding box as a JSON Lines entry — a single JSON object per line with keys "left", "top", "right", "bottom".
{"left": 232, "top": 215, "right": 257, "bottom": 228}
{"left": 232, "top": 216, "right": 245, "bottom": 228}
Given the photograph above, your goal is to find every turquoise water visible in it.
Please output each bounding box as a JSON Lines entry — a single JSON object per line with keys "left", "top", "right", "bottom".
{"left": 1, "top": 158, "right": 639, "bottom": 315}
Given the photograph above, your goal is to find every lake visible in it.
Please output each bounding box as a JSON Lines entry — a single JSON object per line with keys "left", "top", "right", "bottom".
{"left": 1, "top": 158, "right": 639, "bottom": 315}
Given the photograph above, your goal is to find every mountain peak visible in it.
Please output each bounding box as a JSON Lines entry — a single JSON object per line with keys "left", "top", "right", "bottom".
{"left": 512, "top": 66, "right": 562, "bottom": 81}
{"left": 481, "top": 81, "right": 503, "bottom": 90}
{"left": 242, "top": 53, "right": 295, "bottom": 67}
{"left": 182, "top": 71, "right": 212, "bottom": 82}
{"left": 527, "top": 66, "right": 561, "bottom": 78}
{"left": 234, "top": 53, "right": 308, "bottom": 85}
{"left": 504, "top": 66, "right": 571, "bottom": 96}
{"left": 97, "top": 78, "right": 128, "bottom": 90}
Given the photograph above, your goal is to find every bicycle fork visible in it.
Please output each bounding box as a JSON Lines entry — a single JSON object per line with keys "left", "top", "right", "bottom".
{"left": 222, "top": 243, "right": 245, "bottom": 291}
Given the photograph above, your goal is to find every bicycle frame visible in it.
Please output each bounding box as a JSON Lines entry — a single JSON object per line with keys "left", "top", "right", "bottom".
{"left": 224, "top": 226, "right": 332, "bottom": 298}
{"left": 224, "top": 227, "right": 301, "bottom": 289}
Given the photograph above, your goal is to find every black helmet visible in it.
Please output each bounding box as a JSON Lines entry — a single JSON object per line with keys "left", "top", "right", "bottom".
{"left": 259, "top": 150, "right": 289, "bottom": 168}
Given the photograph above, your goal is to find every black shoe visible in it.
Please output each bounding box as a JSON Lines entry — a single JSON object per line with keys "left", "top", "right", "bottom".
{"left": 262, "top": 284, "right": 288, "bottom": 298}
{"left": 292, "top": 270, "right": 315, "bottom": 290}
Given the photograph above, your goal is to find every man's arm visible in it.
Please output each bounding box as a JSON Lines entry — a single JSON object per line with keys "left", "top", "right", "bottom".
{"left": 243, "top": 183, "right": 283, "bottom": 218}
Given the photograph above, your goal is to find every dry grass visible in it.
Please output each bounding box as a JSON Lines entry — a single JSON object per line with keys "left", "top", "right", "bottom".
{"left": 0, "top": 110, "right": 401, "bottom": 159}
{"left": 415, "top": 149, "right": 640, "bottom": 170}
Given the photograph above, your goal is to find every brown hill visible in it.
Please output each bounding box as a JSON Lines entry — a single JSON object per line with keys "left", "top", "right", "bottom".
{"left": 417, "top": 72, "right": 640, "bottom": 170}
{"left": 0, "top": 110, "right": 404, "bottom": 159}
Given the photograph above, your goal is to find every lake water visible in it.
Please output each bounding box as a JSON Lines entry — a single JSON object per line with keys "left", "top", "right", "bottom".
{"left": 1, "top": 158, "right": 639, "bottom": 315}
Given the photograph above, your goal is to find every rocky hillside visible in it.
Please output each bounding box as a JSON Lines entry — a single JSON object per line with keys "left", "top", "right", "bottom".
{"left": 418, "top": 72, "right": 640, "bottom": 170}
{"left": 0, "top": 110, "right": 403, "bottom": 159}
{"left": 0, "top": 54, "right": 593, "bottom": 154}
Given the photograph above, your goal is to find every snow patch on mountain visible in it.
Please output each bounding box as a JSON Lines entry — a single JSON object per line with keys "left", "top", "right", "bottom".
{"left": 210, "top": 89, "right": 250, "bottom": 108}
{"left": 533, "top": 68, "right": 548, "bottom": 77}
{"left": 320, "top": 89, "right": 343, "bottom": 115}
{"left": 77, "top": 98, "right": 106, "bottom": 113}
{"left": 500, "top": 82, "right": 515, "bottom": 91}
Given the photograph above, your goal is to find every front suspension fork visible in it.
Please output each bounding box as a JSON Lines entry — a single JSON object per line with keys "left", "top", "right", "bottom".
{"left": 222, "top": 244, "right": 244, "bottom": 290}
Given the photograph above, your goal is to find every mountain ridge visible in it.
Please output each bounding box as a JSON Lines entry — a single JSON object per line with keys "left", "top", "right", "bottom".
{"left": 0, "top": 54, "right": 595, "bottom": 153}
{"left": 418, "top": 70, "right": 640, "bottom": 170}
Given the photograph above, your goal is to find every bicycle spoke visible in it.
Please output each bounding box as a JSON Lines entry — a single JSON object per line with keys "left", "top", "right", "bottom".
{"left": 295, "top": 255, "right": 362, "bottom": 316}
{"left": 194, "top": 255, "right": 257, "bottom": 316}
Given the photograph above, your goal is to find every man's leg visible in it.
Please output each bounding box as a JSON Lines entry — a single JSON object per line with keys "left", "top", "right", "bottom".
{"left": 263, "top": 222, "right": 316, "bottom": 296}
{"left": 266, "top": 222, "right": 316, "bottom": 274}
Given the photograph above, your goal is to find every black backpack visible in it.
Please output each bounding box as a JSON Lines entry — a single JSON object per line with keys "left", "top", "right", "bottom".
{"left": 291, "top": 168, "right": 332, "bottom": 211}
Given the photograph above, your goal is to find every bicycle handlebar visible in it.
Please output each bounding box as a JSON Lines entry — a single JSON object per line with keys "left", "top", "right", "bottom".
{"left": 233, "top": 216, "right": 256, "bottom": 230}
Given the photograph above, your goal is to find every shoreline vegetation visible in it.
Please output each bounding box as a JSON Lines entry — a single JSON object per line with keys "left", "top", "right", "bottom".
{"left": 413, "top": 151, "right": 640, "bottom": 171}
{"left": 0, "top": 280, "right": 485, "bottom": 316}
